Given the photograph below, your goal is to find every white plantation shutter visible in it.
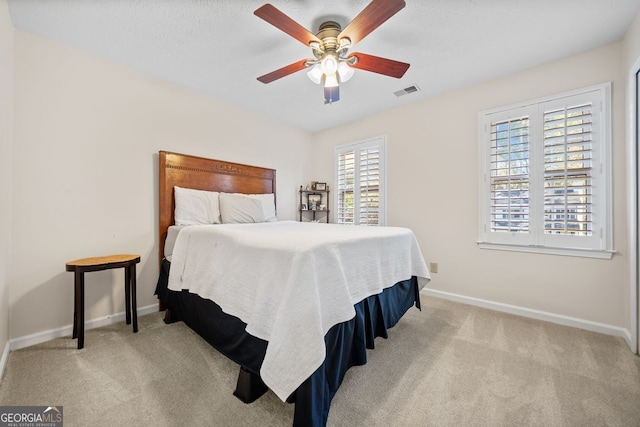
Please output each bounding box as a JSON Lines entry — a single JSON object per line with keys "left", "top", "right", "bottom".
{"left": 358, "top": 146, "right": 381, "bottom": 225}
{"left": 479, "top": 83, "right": 612, "bottom": 258}
{"left": 543, "top": 103, "right": 593, "bottom": 237}
{"left": 490, "top": 115, "right": 530, "bottom": 234}
{"left": 335, "top": 136, "right": 386, "bottom": 226}
{"left": 337, "top": 151, "right": 355, "bottom": 224}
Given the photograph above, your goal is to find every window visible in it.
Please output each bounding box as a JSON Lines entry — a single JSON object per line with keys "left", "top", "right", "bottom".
{"left": 478, "top": 83, "right": 612, "bottom": 258}
{"left": 335, "top": 135, "right": 386, "bottom": 226}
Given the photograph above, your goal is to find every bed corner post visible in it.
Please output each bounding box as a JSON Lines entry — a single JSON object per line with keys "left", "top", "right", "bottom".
{"left": 233, "top": 367, "right": 268, "bottom": 403}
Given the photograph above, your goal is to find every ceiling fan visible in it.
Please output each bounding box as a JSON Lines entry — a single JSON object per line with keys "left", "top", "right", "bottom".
{"left": 254, "top": 0, "right": 410, "bottom": 104}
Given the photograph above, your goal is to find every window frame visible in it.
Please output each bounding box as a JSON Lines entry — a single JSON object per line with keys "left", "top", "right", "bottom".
{"left": 334, "top": 135, "right": 387, "bottom": 226}
{"left": 478, "top": 82, "right": 613, "bottom": 259}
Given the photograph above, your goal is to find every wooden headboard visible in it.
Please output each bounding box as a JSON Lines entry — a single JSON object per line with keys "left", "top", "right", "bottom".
{"left": 158, "top": 151, "right": 277, "bottom": 265}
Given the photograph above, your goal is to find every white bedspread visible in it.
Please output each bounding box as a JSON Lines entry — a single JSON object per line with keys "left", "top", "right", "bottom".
{"left": 168, "top": 221, "right": 430, "bottom": 401}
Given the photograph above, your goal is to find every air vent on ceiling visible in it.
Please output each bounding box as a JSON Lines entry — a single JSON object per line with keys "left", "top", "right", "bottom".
{"left": 393, "top": 84, "right": 421, "bottom": 97}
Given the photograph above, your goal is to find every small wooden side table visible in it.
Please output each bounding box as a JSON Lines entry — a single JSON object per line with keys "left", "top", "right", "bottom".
{"left": 66, "top": 254, "right": 141, "bottom": 349}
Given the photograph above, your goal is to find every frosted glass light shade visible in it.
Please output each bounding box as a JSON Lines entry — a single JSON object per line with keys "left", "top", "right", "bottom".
{"left": 320, "top": 54, "right": 338, "bottom": 74}
{"left": 307, "top": 65, "right": 322, "bottom": 85}
{"left": 338, "top": 62, "right": 354, "bottom": 82}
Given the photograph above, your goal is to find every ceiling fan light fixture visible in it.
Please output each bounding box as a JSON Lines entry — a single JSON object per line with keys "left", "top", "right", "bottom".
{"left": 338, "top": 37, "right": 351, "bottom": 52}
{"left": 323, "top": 72, "right": 339, "bottom": 88}
{"left": 320, "top": 53, "right": 338, "bottom": 75}
{"left": 307, "top": 64, "right": 322, "bottom": 85}
{"left": 337, "top": 61, "right": 354, "bottom": 83}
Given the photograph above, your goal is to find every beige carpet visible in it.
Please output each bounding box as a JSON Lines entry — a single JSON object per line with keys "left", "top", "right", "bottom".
{"left": 1, "top": 297, "right": 639, "bottom": 426}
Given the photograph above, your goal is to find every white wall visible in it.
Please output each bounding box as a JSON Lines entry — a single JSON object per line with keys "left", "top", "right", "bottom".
{"left": 311, "top": 42, "right": 629, "bottom": 332}
{"left": 0, "top": 0, "right": 14, "bottom": 365}
{"left": 10, "top": 30, "right": 313, "bottom": 340}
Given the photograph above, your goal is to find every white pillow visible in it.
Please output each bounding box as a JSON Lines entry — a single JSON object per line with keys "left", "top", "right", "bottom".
{"left": 247, "top": 193, "right": 277, "bottom": 222}
{"left": 219, "top": 193, "right": 265, "bottom": 224}
{"left": 174, "top": 186, "right": 221, "bottom": 225}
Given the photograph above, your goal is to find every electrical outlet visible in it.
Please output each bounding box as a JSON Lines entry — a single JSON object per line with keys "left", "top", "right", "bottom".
{"left": 429, "top": 262, "right": 438, "bottom": 273}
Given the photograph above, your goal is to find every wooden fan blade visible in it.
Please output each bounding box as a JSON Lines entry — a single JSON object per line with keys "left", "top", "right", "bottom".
{"left": 257, "top": 59, "right": 309, "bottom": 84}
{"left": 348, "top": 52, "right": 410, "bottom": 78}
{"left": 254, "top": 4, "right": 321, "bottom": 46}
{"left": 338, "top": 0, "right": 406, "bottom": 45}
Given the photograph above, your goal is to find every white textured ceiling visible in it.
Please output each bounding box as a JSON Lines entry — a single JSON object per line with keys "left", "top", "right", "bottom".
{"left": 8, "top": 0, "right": 640, "bottom": 132}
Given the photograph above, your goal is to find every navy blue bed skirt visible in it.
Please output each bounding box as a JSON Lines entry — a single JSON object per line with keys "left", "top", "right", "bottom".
{"left": 155, "top": 259, "right": 420, "bottom": 426}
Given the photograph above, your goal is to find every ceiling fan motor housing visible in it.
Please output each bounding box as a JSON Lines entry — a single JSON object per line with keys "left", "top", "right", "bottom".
{"left": 313, "top": 21, "right": 352, "bottom": 66}
{"left": 316, "top": 21, "right": 342, "bottom": 51}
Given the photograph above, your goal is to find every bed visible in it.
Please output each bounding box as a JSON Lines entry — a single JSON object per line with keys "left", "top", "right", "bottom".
{"left": 155, "top": 151, "right": 431, "bottom": 426}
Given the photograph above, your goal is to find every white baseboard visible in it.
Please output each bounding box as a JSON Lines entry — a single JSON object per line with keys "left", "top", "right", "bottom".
{"left": 622, "top": 329, "right": 634, "bottom": 351}
{"left": 9, "top": 304, "right": 159, "bottom": 351}
{"left": 421, "top": 288, "right": 633, "bottom": 348}
{"left": 0, "top": 340, "right": 9, "bottom": 383}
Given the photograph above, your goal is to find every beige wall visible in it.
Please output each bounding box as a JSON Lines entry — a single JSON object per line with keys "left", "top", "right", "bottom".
{"left": 0, "top": 0, "right": 13, "bottom": 357}
{"left": 623, "top": 11, "right": 640, "bottom": 71}
{"left": 622, "top": 10, "right": 640, "bottom": 352}
{"left": 311, "top": 42, "right": 629, "bottom": 329}
{"left": 10, "top": 30, "right": 313, "bottom": 339}
{"left": 5, "top": 11, "right": 639, "bottom": 345}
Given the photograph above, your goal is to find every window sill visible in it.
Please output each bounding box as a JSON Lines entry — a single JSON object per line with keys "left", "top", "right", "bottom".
{"left": 477, "top": 242, "right": 615, "bottom": 259}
